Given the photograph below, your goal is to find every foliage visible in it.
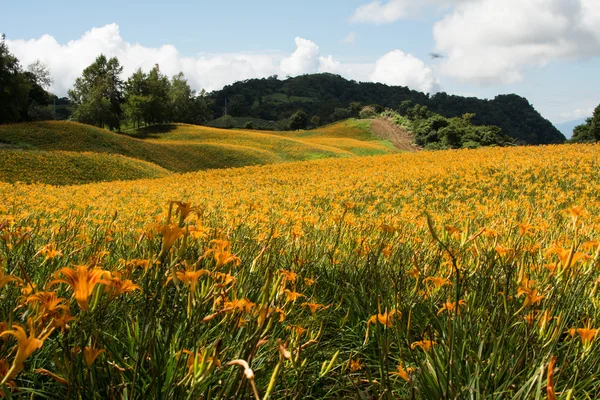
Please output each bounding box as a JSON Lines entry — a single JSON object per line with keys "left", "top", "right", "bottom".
{"left": 0, "top": 145, "right": 599, "bottom": 398}
{"left": 68, "top": 54, "right": 124, "bottom": 131}
{"left": 208, "top": 73, "right": 565, "bottom": 144}
{"left": 0, "top": 35, "right": 54, "bottom": 124}
{"left": 571, "top": 104, "right": 600, "bottom": 143}
{"left": 289, "top": 110, "right": 309, "bottom": 130}
{"left": 390, "top": 106, "right": 511, "bottom": 149}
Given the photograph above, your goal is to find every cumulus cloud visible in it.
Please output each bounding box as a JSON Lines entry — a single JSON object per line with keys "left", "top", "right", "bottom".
{"left": 370, "top": 50, "right": 440, "bottom": 93}
{"left": 5, "top": 23, "right": 438, "bottom": 96}
{"left": 280, "top": 37, "right": 321, "bottom": 76}
{"left": 350, "top": 0, "right": 466, "bottom": 24}
{"left": 433, "top": 0, "right": 600, "bottom": 84}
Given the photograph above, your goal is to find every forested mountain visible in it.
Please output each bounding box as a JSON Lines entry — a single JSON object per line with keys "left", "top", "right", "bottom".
{"left": 209, "top": 73, "right": 566, "bottom": 145}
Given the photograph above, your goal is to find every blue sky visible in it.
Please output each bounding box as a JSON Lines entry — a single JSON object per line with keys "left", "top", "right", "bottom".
{"left": 2, "top": 0, "right": 599, "bottom": 124}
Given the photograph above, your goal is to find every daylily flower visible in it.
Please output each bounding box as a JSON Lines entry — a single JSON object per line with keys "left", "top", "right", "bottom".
{"left": 49, "top": 265, "right": 110, "bottom": 310}
{"left": 0, "top": 322, "right": 51, "bottom": 384}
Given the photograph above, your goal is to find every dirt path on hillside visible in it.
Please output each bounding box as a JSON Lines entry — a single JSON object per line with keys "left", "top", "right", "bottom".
{"left": 370, "top": 118, "right": 420, "bottom": 152}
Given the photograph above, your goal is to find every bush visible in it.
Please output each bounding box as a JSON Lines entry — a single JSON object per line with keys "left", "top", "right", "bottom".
{"left": 359, "top": 106, "right": 378, "bottom": 119}
{"left": 243, "top": 121, "right": 254, "bottom": 130}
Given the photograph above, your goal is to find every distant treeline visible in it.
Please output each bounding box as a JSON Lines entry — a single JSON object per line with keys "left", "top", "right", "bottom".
{"left": 209, "top": 74, "right": 566, "bottom": 145}
{"left": 0, "top": 36, "right": 212, "bottom": 130}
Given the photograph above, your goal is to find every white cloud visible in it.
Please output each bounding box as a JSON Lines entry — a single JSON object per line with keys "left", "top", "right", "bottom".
{"left": 5, "top": 24, "right": 438, "bottom": 96}
{"left": 350, "top": 0, "right": 466, "bottom": 24}
{"left": 370, "top": 50, "right": 440, "bottom": 93}
{"left": 433, "top": 0, "right": 600, "bottom": 84}
{"left": 342, "top": 32, "right": 356, "bottom": 45}
{"left": 558, "top": 107, "right": 594, "bottom": 123}
{"left": 280, "top": 37, "right": 321, "bottom": 76}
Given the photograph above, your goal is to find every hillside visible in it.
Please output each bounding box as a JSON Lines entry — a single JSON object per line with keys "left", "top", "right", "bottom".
{"left": 2, "top": 143, "right": 600, "bottom": 398}
{"left": 0, "top": 119, "right": 400, "bottom": 184}
{"left": 209, "top": 73, "right": 566, "bottom": 145}
{"left": 0, "top": 150, "right": 171, "bottom": 185}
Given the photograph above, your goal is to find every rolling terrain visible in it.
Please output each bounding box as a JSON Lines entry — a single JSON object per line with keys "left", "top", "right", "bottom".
{"left": 0, "top": 119, "right": 403, "bottom": 185}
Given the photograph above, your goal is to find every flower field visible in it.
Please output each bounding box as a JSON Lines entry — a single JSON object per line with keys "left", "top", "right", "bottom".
{"left": 1, "top": 144, "right": 600, "bottom": 398}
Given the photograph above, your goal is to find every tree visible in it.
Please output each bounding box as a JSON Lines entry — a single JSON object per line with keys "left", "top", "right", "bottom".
{"left": 571, "top": 104, "right": 600, "bottom": 143}
{"left": 169, "top": 72, "right": 195, "bottom": 122}
{"left": 289, "top": 110, "right": 308, "bottom": 130}
{"left": 145, "top": 64, "right": 170, "bottom": 124}
{"left": 0, "top": 34, "right": 29, "bottom": 123}
{"left": 69, "top": 54, "right": 124, "bottom": 130}
{"left": 123, "top": 68, "right": 151, "bottom": 128}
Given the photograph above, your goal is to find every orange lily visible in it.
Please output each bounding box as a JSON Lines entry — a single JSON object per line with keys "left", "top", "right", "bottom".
{"left": 202, "top": 240, "right": 241, "bottom": 269}
{"left": 411, "top": 340, "right": 435, "bottom": 352}
{"left": 49, "top": 265, "right": 110, "bottom": 310}
{"left": 83, "top": 347, "right": 105, "bottom": 367}
{"left": 0, "top": 270, "right": 20, "bottom": 290}
{"left": 0, "top": 322, "right": 51, "bottom": 384}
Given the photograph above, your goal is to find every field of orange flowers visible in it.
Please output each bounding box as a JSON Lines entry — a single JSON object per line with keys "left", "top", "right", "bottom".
{"left": 1, "top": 144, "right": 599, "bottom": 398}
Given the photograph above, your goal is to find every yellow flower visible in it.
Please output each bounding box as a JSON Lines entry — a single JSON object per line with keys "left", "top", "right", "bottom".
{"left": 49, "top": 265, "right": 110, "bottom": 310}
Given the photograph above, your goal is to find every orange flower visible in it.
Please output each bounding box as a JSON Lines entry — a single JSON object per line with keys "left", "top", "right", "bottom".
{"left": 157, "top": 224, "right": 185, "bottom": 254}
{"left": 348, "top": 358, "right": 363, "bottom": 372}
{"left": 83, "top": 347, "right": 105, "bottom": 367}
{"left": 437, "top": 299, "right": 466, "bottom": 315}
{"left": 568, "top": 327, "right": 598, "bottom": 349}
{"left": 0, "top": 270, "right": 20, "bottom": 290}
{"left": 368, "top": 310, "right": 400, "bottom": 328}
{"left": 391, "top": 362, "right": 414, "bottom": 382}
{"left": 301, "top": 302, "right": 328, "bottom": 315}
{"left": 411, "top": 340, "right": 435, "bottom": 352}
{"left": 284, "top": 289, "right": 305, "bottom": 303}
{"left": 26, "top": 291, "right": 69, "bottom": 320}
{"left": 49, "top": 265, "right": 110, "bottom": 310}
{"left": 202, "top": 240, "right": 241, "bottom": 269}
{"left": 424, "top": 276, "right": 451, "bottom": 289}
{"left": 105, "top": 274, "right": 141, "bottom": 297}
{"left": 517, "top": 280, "right": 544, "bottom": 308}
{"left": 167, "top": 267, "right": 210, "bottom": 291}
{"left": 0, "top": 322, "right": 51, "bottom": 384}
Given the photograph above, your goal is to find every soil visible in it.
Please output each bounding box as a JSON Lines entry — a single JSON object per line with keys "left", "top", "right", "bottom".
{"left": 370, "top": 118, "right": 420, "bottom": 152}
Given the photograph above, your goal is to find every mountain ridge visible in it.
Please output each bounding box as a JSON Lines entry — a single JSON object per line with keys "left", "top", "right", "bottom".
{"left": 208, "top": 73, "right": 566, "bottom": 145}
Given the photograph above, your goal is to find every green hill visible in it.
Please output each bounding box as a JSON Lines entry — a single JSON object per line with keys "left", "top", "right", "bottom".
{"left": 0, "top": 150, "right": 171, "bottom": 185}
{"left": 0, "top": 119, "right": 399, "bottom": 184}
{"left": 209, "top": 73, "right": 566, "bottom": 145}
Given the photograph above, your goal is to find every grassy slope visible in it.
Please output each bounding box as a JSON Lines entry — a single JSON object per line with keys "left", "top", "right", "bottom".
{"left": 0, "top": 119, "right": 396, "bottom": 184}
{"left": 0, "top": 150, "right": 171, "bottom": 185}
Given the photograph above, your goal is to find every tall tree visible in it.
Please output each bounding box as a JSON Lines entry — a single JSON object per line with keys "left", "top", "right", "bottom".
{"left": 571, "top": 104, "right": 600, "bottom": 143}
{"left": 69, "top": 54, "right": 124, "bottom": 130}
{"left": 169, "top": 72, "right": 194, "bottom": 123}
{"left": 145, "top": 64, "right": 170, "bottom": 125}
{"left": 123, "top": 68, "right": 152, "bottom": 128}
{"left": 0, "top": 34, "right": 29, "bottom": 123}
